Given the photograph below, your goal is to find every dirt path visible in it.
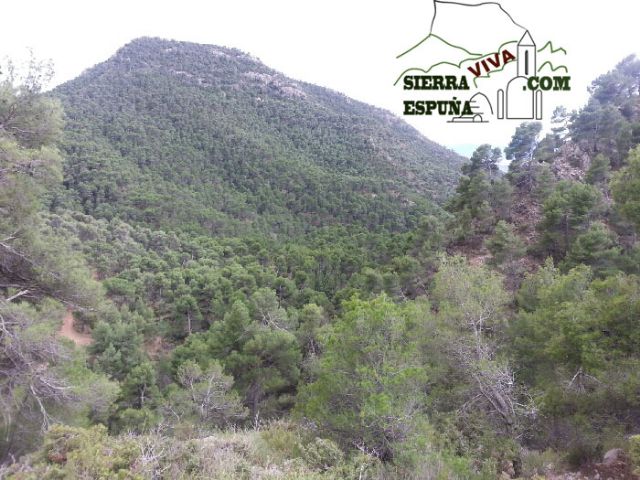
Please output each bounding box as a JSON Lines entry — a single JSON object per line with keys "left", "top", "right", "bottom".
{"left": 59, "top": 309, "right": 93, "bottom": 346}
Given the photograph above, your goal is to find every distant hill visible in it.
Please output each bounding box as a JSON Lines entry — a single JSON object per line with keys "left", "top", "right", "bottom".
{"left": 52, "top": 37, "right": 464, "bottom": 235}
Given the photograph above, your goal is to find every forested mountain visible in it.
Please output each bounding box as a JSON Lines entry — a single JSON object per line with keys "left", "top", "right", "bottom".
{"left": 51, "top": 37, "right": 463, "bottom": 235}
{"left": 4, "top": 41, "right": 640, "bottom": 480}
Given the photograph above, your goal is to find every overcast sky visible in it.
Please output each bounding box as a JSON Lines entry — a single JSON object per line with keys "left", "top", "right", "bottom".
{"left": 3, "top": 0, "right": 639, "bottom": 156}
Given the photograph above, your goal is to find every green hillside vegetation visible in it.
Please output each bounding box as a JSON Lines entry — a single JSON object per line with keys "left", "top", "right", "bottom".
{"left": 52, "top": 37, "right": 463, "bottom": 236}
{"left": 3, "top": 42, "right": 640, "bottom": 479}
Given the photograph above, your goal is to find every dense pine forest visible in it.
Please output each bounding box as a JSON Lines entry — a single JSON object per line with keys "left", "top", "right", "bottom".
{"left": 2, "top": 38, "right": 640, "bottom": 479}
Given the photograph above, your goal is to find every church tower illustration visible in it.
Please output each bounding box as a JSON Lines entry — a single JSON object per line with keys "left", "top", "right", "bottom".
{"left": 497, "top": 31, "right": 543, "bottom": 120}
{"left": 518, "top": 31, "right": 536, "bottom": 77}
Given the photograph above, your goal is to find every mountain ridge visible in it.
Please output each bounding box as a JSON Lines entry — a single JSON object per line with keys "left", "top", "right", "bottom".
{"left": 52, "top": 36, "right": 465, "bottom": 236}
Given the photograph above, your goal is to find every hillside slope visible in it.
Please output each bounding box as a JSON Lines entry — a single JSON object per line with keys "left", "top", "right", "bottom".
{"left": 52, "top": 37, "right": 464, "bottom": 235}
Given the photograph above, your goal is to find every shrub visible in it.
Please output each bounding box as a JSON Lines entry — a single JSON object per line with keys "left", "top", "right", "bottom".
{"left": 630, "top": 435, "right": 640, "bottom": 471}
{"left": 302, "top": 438, "right": 344, "bottom": 472}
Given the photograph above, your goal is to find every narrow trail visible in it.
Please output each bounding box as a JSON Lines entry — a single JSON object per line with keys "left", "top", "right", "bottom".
{"left": 59, "top": 309, "right": 93, "bottom": 346}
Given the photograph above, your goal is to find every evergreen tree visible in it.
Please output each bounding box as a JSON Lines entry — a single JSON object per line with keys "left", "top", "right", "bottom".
{"left": 485, "top": 221, "right": 525, "bottom": 266}
{"left": 506, "top": 122, "right": 542, "bottom": 189}
{"left": 0, "top": 58, "right": 114, "bottom": 459}
{"left": 563, "top": 222, "right": 620, "bottom": 276}
{"left": 463, "top": 144, "right": 502, "bottom": 178}
{"left": 585, "top": 154, "right": 611, "bottom": 186}
{"left": 174, "top": 300, "right": 302, "bottom": 418}
{"left": 538, "top": 181, "right": 602, "bottom": 259}
{"left": 612, "top": 145, "right": 640, "bottom": 230}
{"left": 164, "top": 360, "right": 247, "bottom": 431}
{"left": 296, "top": 296, "right": 430, "bottom": 460}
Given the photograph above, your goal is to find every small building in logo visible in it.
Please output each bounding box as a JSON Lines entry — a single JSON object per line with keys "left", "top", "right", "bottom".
{"left": 497, "top": 31, "right": 543, "bottom": 120}
{"left": 448, "top": 92, "right": 493, "bottom": 123}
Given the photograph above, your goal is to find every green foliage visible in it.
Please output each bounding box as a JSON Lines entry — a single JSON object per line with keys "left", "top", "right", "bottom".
{"left": 432, "top": 256, "right": 523, "bottom": 438}
{"left": 301, "top": 438, "right": 345, "bottom": 472}
{"left": 174, "top": 300, "right": 302, "bottom": 418}
{"left": 510, "top": 264, "right": 596, "bottom": 384}
{"left": 585, "top": 153, "right": 611, "bottom": 185}
{"left": 13, "top": 424, "right": 141, "bottom": 479}
{"left": 0, "top": 301, "right": 117, "bottom": 458}
{"left": 52, "top": 37, "right": 463, "bottom": 237}
{"left": 447, "top": 144, "right": 514, "bottom": 244}
{"left": 447, "top": 171, "right": 492, "bottom": 238}
{"left": 295, "top": 303, "right": 327, "bottom": 357}
{"left": 432, "top": 255, "right": 509, "bottom": 332}
{"left": 0, "top": 59, "right": 115, "bottom": 461}
{"left": 485, "top": 220, "right": 525, "bottom": 266}
{"left": 538, "top": 180, "right": 602, "bottom": 258}
{"left": 448, "top": 164, "right": 490, "bottom": 217}
{"left": 510, "top": 264, "right": 640, "bottom": 459}
{"left": 5, "top": 422, "right": 386, "bottom": 480}
{"left": 535, "top": 107, "right": 570, "bottom": 164}
{"left": 562, "top": 221, "right": 621, "bottom": 275}
{"left": 0, "top": 57, "right": 63, "bottom": 149}
{"left": 120, "top": 362, "right": 161, "bottom": 410}
{"left": 533, "top": 163, "right": 557, "bottom": 202}
{"left": 250, "top": 287, "right": 292, "bottom": 330}
{"left": 489, "top": 177, "right": 514, "bottom": 221}
{"left": 506, "top": 122, "right": 544, "bottom": 191}
{"left": 506, "top": 122, "right": 543, "bottom": 163}
{"left": 462, "top": 143, "right": 501, "bottom": 177}
{"left": 90, "top": 319, "right": 145, "bottom": 380}
{"left": 296, "top": 296, "right": 430, "bottom": 460}
{"left": 570, "top": 55, "right": 640, "bottom": 166}
{"left": 165, "top": 361, "right": 247, "bottom": 434}
{"left": 0, "top": 64, "right": 103, "bottom": 310}
{"left": 8, "top": 41, "right": 640, "bottom": 479}
{"left": 630, "top": 435, "right": 640, "bottom": 471}
{"left": 612, "top": 145, "right": 640, "bottom": 230}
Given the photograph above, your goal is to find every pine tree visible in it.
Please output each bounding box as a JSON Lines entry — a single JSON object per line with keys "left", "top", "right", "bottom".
{"left": 585, "top": 154, "right": 611, "bottom": 186}
{"left": 485, "top": 221, "right": 526, "bottom": 266}
{"left": 612, "top": 146, "right": 640, "bottom": 230}
{"left": 539, "top": 181, "right": 602, "bottom": 258}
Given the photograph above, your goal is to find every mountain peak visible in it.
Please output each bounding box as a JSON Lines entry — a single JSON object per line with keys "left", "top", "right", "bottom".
{"left": 109, "top": 36, "right": 268, "bottom": 74}
{"left": 117, "top": 36, "right": 255, "bottom": 60}
{"left": 53, "top": 38, "right": 464, "bottom": 235}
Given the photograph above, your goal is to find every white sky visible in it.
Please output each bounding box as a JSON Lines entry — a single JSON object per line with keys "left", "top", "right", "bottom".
{"left": 3, "top": 0, "right": 639, "bottom": 156}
